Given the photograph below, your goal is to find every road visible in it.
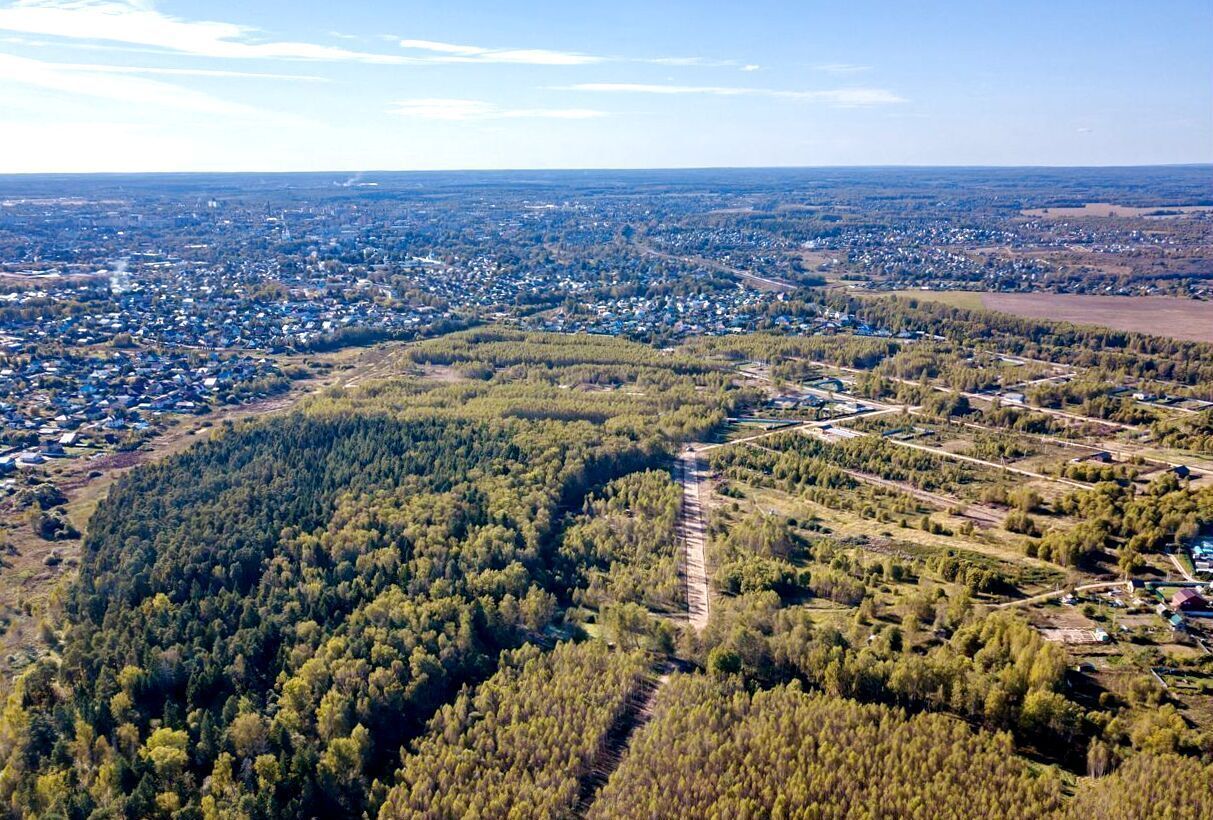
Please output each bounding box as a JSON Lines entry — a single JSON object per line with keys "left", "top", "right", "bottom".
{"left": 745, "top": 435, "right": 1007, "bottom": 529}
{"left": 1169, "top": 552, "right": 1197, "bottom": 582}
{"left": 876, "top": 436, "right": 1092, "bottom": 490}
{"left": 994, "top": 580, "right": 1126, "bottom": 609}
{"left": 695, "top": 406, "right": 903, "bottom": 454}
{"left": 834, "top": 464, "right": 1006, "bottom": 527}
{"left": 734, "top": 360, "right": 1087, "bottom": 488}
{"left": 677, "top": 448, "right": 711, "bottom": 631}
{"left": 800, "top": 359, "right": 1141, "bottom": 433}
{"left": 636, "top": 244, "right": 795, "bottom": 292}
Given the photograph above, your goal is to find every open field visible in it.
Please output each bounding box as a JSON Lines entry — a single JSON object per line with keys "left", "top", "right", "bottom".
{"left": 886, "top": 289, "right": 988, "bottom": 310}
{"left": 982, "top": 293, "right": 1213, "bottom": 343}
{"left": 1021, "top": 203, "right": 1213, "bottom": 218}
{"left": 891, "top": 290, "right": 1213, "bottom": 343}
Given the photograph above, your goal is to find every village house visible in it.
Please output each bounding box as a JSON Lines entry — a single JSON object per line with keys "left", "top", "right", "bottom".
{"left": 1171, "top": 588, "right": 1208, "bottom": 613}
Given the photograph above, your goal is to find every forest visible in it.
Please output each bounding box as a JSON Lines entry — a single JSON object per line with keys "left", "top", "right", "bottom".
{"left": 0, "top": 327, "right": 1208, "bottom": 819}
{"left": 0, "top": 332, "right": 725, "bottom": 818}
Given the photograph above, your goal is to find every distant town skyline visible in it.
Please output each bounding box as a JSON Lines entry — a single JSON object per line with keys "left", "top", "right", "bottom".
{"left": 0, "top": 0, "right": 1209, "bottom": 173}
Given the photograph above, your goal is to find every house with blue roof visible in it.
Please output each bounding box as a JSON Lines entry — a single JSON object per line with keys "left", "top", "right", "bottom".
{"left": 1191, "top": 535, "right": 1213, "bottom": 576}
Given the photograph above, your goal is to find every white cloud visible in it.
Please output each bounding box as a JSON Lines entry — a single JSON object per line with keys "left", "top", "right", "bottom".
{"left": 390, "top": 98, "right": 606, "bottom": 121}
{"left": 41, "top": 61, "right": 328, "bottom": 81}
{"left": 0, "top": 2, "right": 740, "bottom": 69}
{"left": 0, "top": 51, "right": 261, "bottom": 113}
{"left": 398, "top": 38, "right": 603, "bottom": 65}
{"left": 563, "top": 82, "right": 905, "bottom": 105}
{"left": 814, "top": 63, "right": 872, "bottom": 75}
{"left": 398, "top": 39, "right": 489, "bottom": 56}
{"left": 397, "top": 40, "right": 738, "bottom": 68}
{"left": 741, "top": 64, "right": 760, "bottom": 72}
{"left": 0, "top": 0, "right": 409, "bottom": 62}
{"left": 646, "top": 56, "right": 735, "bottom": 67}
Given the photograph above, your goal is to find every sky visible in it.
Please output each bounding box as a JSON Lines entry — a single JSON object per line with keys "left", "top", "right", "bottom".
{"left": 0, "top": 0, "right": 1209, "bottom": 173}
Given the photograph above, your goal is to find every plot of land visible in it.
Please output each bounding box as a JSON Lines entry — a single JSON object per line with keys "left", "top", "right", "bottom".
{"left": 981, "top": 293, "right": 1213, "bottom": 343}
{"left": 887, "top": 290, "right": 987, "bottom": 310}
{"left": 1039, "top": 627, "right": 1106, "bottom": 645}
{"left": 1021, "top": 203, "right": 1213, "bottom": 218}
{"left": 894, "top": 291, "right": 1213, "bottom": 343}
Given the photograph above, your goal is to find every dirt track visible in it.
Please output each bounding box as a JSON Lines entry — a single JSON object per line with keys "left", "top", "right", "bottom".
{"left": 677, "top": 448, "right": 711, "bottom": 631}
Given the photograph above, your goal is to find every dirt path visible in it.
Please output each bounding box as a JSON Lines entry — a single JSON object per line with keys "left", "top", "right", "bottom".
{"left": 696, "top": 408, "right": 904, "bottom": 455}
{"left": 837, "top": 466, "right": 1006, "bottom": 527}
{"left": 1169, "top": 552, "right": 1197, "bottom": 582}
{"left": 575, "top": 673, "right": 665, "bottom": 816}
{"left": 800, "top": 359, "right": 1141, "bottom": 433}
{"left": 875, "top": 435, "right": 1091, "bottom": 490}
{"left": 994, "top": 580, "right": 1124, "bottom": 609}
{"left": 742, "top": 435, "right": 1006, "bottom": 529}
{"left": 677, "top": 448, "right": 711, "bottom": 631}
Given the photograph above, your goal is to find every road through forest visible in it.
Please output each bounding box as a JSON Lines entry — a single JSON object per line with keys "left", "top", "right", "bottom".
{"left": 677, "top": 448, "right": 711, "bottom": 631}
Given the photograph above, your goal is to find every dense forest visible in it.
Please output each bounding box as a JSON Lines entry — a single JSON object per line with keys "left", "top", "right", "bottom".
{"left": 380, "top": 641, "right": 647, "bottom": 818}
{"left": 0, "top": 332, "right": 726, "bottom": 818}
{"left": 0, "top": 329, "right": 1207, "bottom": 818}
{"left": 589, "top": 675, "right": 1067, "bottom": 819}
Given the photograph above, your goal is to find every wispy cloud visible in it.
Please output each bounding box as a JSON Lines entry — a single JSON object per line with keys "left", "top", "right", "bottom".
{"left": 38, "top": 60, "right": 328, "bottom": 81}
{"left": 0, "top": 2, "right": 745, "bottom": 69}
{"left": 390, "top": 98, "right": 607, "bottom": 121}
{"left": 397, "top": 39, "right": 731, "bottom": 67}
{"left": 0, "top": 51, "right": 261, "bottom": 113}
{"left": 562, "top": 83, "right": 905, "bottom": 106}
{"left": 814, "top": 63, "right": 872, "bottom": 75}
{"left": 645, "top": 56, "right": 737, "bottom": 67}
{"left": 741, "top": 64, "right": 760, "bottom": 72}
{"left": 0, "top": 0, "right": 410, "bottom": 63}
{"left": 399, "top": 38, "right": 604, "bottom": 65}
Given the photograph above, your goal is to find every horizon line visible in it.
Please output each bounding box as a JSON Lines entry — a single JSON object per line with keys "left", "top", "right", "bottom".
{"left": 1, "top": 162, "right": 1211, "bottom": 178}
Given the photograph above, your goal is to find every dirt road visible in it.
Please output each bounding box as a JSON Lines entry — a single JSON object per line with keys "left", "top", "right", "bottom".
{"left": 677, "top": 448, "right": 711, "bottom": 631}
{"left": 995, "top": 581, "right": 1124, "bottom": 609}
{"left": 877, "top": 436, "right": 1091, "bottom": 490}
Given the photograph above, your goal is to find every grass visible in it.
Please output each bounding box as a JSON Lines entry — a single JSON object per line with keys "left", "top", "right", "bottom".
{"left": 886, "top": 290, "right": 989, "bottom": 311}
{"left": 730, "top": 479, "right": 1062, "bottom": 595}
{"left": 1176, "top": 553, "right": 1198, "bottom": 576}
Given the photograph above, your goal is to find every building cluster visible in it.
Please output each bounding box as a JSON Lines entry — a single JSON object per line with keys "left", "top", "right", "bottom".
{"left": 0, "top": 348, "right": 285, "bottom": 468}
{"left": 523, "top": 286, "right": 786, "bottom": 339}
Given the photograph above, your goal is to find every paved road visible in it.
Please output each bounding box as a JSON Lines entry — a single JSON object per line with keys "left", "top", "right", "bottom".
{"left": 677, "top": 448, "right": 711, "bottom": 631}
{"left": 637, "top": 244, "right": 795, "bottom": 292}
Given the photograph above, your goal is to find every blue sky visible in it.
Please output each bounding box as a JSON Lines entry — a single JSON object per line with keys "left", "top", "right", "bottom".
{"left": 0, "top": 0, "right": 1209, "bottom": 172}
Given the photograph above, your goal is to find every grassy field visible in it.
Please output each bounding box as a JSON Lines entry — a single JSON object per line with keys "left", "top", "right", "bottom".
{"left": 887, "top": 290, "right": 988, "bottom": 310}
{"left": 889, "top": 290, "right": 1213, "bottom": 343}
{"left": 1021, "top": 203, "right": 1213, "bottom": 218}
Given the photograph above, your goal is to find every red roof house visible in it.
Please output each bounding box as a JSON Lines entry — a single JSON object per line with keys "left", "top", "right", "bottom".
{"left": 1171, "top": 588, "right": 1207, "bottom": 612}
